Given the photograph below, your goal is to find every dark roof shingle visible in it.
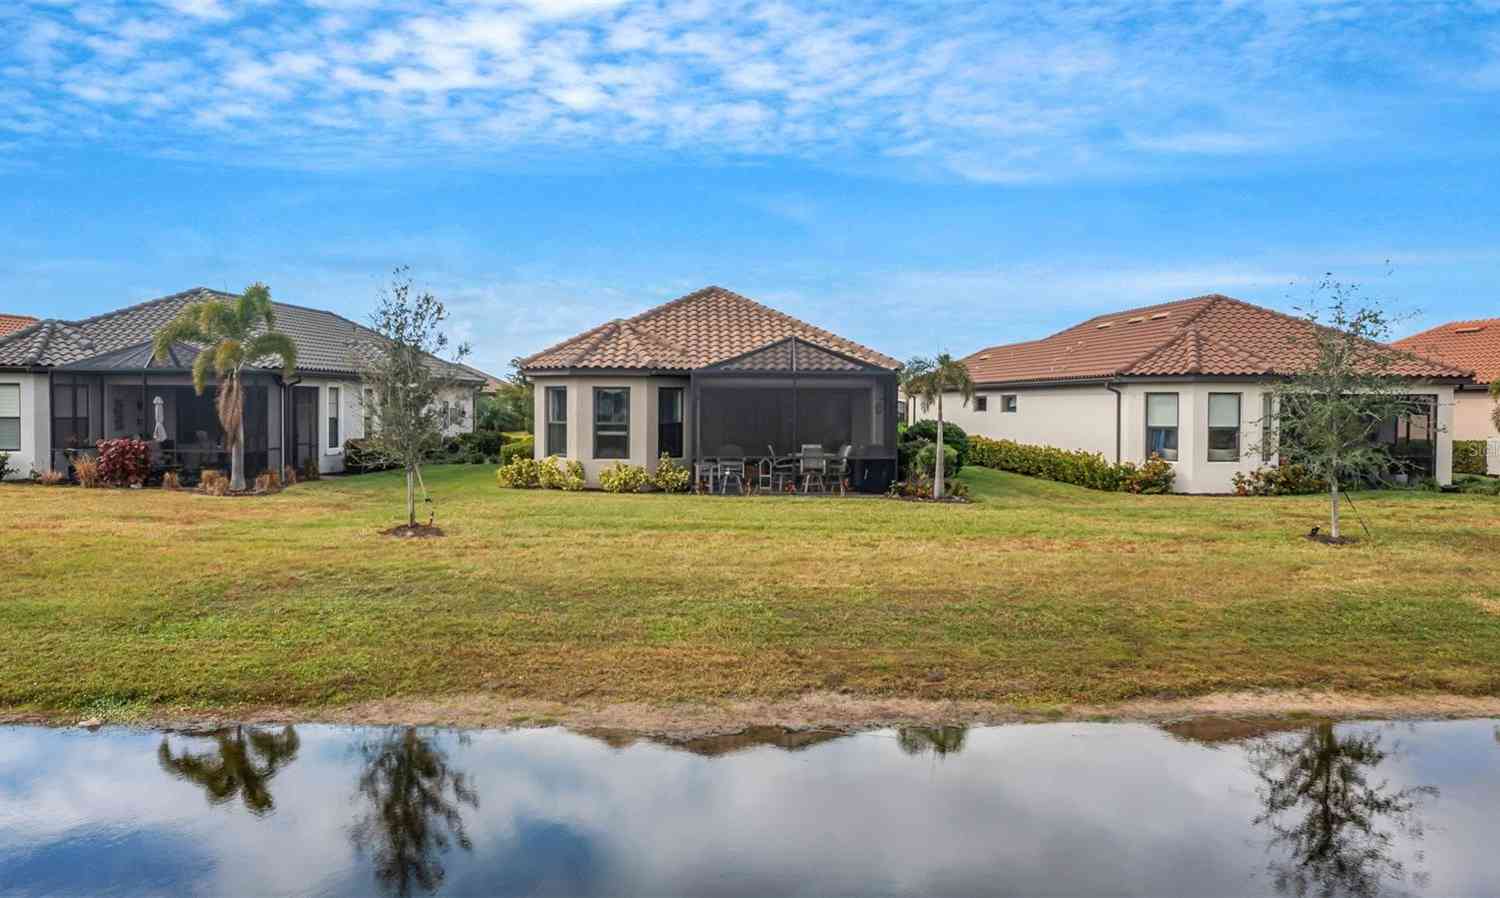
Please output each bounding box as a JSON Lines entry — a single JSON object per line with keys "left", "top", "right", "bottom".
{"left": 963, "top": 294, "right": 1468, "bottom": 385}
{"left": 520, "top": 286, "right": 899, "bottom": 372}
{"left": 0, "top": 288, "right": 481, "bottom": 383}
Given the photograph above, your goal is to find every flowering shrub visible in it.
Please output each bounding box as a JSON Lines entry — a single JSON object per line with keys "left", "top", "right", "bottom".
{"left": 495, "top": 456, "right": 541, "bottom": 488}
{"left": 96, "top": 439, "right": 149, "bottom": 487}
{"left": 1231, "top": 464, "right": 1324, "bottom": 496}
{"left": 651, "top": 454, "right": 692, "bottom": 493}
{"left": 537, "top": 455, "right": 586, "bottom": 491}
{"left": 599, "top": 461, "right": 649, "bottom": 493}
{"left": 967, "top": 436, "right": 1175, "bottom": 494}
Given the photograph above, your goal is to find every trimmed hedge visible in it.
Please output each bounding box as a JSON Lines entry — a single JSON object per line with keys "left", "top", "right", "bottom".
{"left": 967, "top": 436, "right": 1175, "bottom": 494}
{"left": 1231, "top": 464, "right": 1324, "bottom": 496}
{"left": 500, "top": 438, "right": 535, "bottom": 466}
{"left": 1454, "top": 440, "right": 1487, "bottom": 475}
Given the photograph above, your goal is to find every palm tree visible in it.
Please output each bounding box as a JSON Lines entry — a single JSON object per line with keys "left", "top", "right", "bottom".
{"left": 153, "top": 284, "right": 297, "bottom": 492}
{"left": 905, "top": 353, "right": 975, "bottom": 498}
{"left": 896, "top": 356, "right": 930, "bottom": 428}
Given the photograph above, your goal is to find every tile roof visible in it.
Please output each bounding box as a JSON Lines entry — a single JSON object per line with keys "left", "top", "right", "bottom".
{"left": 0, "top": 287, "right": 482, "bottom": 383}
{"left": 1394, "top": 318, "right": 1500, "bottom": 385}
{"left": 520, "top": 285, "right": 900, "bottom": 372}
{"left": 0, "top": 314, "right": 37, "bottom": 338}
{"left": 963, "top": 294, "right": 1469, "bottom": 385}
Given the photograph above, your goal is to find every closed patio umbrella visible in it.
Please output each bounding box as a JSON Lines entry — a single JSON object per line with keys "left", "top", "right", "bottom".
{"left": 152, "top": 395, "right": 167, "bottom": 442}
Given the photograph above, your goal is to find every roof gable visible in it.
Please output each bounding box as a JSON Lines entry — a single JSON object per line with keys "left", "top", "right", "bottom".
{"left": 704, "top": 336, "right": 884, "bottom": 372}
{"left": 963, "top": 294, "right": 1468, "bottom": 384}
{"left": 1394, "top": 318, "right": 1500, "bottom": 384}
{"left": 520, "top": 286, "right": 899, "bottom": 372}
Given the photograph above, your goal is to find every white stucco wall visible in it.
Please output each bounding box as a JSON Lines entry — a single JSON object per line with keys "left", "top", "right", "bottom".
{"left": 0, "top": 373, "right": 44, "bottom": 480}
{"left": 530, "top": 375, "right": 692, "bottom": 486}
{"left": 1451, "top": 389, "right": 1498, "bottom": 441}
{"left": 945, "top": 379, "right": 1455, "bottom": 493}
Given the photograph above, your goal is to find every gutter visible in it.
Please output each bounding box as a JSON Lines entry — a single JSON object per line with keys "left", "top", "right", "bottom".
{"left": 1104, "top": 381, "right": 1122, "bottom": 463}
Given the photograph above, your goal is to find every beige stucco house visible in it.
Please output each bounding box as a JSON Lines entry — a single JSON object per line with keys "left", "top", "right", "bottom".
{"left": 519, "top": 286, "right": 902, "bottom": 491}
{"left": 940, "top": 294, "right": 1471, "bottom": 493}
{"left": 1395, "top": 318, "right": 1499, "bottom": 442}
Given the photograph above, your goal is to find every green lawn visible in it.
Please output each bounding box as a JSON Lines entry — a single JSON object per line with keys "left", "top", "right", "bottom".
{"left": 3, "top": 465, "right": 1499, "bottom": 716}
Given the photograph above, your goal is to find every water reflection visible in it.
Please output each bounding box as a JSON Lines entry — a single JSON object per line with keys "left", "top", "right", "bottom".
{"left": 0, "top": 718, "right": 1494, "bottom": 897}
{"left": 1249, "top": 723, "right": 1436, "bottom": 898}
{"left": 896, "top": 725, "right": 968, "bottom": 758}
{"left": 351, "top": 728, "right": 479, "bottom": 898}
{"left": 157, "top": 725, "right": 301, "bottom": 816}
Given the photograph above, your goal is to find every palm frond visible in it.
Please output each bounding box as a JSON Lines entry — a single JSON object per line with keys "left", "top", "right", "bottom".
{"left": 152, "top": 304, "right": 214, "bottom": 363}
{"left": 190, "top": 349, "right": 215, "bottom": 395}
{"left": 213, "top": 339, "right": 243, "bottom": 375}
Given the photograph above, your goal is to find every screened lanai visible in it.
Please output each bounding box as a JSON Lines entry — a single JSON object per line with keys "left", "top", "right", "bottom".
{"left": 690, "top": 337, "right": 900, "bottom": 493}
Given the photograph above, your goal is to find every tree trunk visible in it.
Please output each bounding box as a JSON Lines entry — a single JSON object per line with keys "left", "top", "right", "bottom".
{"left": 1329, "top": 473, "right": 1340, "bottom": 541}
{"left": 406, "top": 466, "right": 416, "bottom": 528}
{"left": 934, "top": 393, "right": 945, "bottom": 499}
{"left": 230, "top": 417, "right": 247, "bottom": 493}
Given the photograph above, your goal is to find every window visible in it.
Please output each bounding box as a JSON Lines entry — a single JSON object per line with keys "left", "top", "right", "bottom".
{"left": 327, "top": 386, "right": 341, "bottom": 450}
{"left": 974, "top": 396, "right": 988, "bottom": 412}
{"left": 1145, "top": 392, "right": 1179, "bottom": 461}
{"left": 1002, "top": 394, "right": 1018, "bottom": 413}
{"left": 0, "top": 384, "right": 18, "bottom": 451}
{"left": 546, "top": 387, "right": 568, "bottom": 456}
{"left": 1207, "top": 393, "right": 1241, "bottom": 462}
{"left": 1261, "top": 393, "right": 1275, "bottom": 462}
{"left": 593, "top": 387, "right": 630, "bottom": 458}
{"left": 658, "top": 387, "right": 684, "bottom": 458}
{"left": 440, "top": 400, "right": 451, "bottom": 429}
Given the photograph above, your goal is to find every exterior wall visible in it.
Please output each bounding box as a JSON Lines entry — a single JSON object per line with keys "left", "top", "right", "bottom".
{"left": 530, "top": 375, "right": 692, "bottom": 486}
{"left": 947, "top": 379, "right": 1456, "bottom": 493}
{"left": 939, "top": 384, "right": 1117, "bottom": 458}
{"left": 0, "top": 373, "right": 44, "bottom": 480}
{"left": 296, "top": 377, "right": 363, "bottom": 475}
{"left": 1452, "top": 388, "right": 1499, "bottom": 441}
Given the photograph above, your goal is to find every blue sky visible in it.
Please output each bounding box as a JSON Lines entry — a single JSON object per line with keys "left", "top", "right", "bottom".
{"left": 3, "top": 0, "right": 1499, "bottom": 374}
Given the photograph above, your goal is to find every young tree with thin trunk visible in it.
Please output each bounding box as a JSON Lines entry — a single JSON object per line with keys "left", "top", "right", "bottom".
{"left": 358, "top": 268, "right": 471, "bottom": 529}
{"left": 905, "top": 353, "right": 975, "bottom": 499}
{"left": 1256, "top": 276, "right": 1425, "bottom": 541}
{"left": 152, "top": 284, "right": 297, "bottom": 493}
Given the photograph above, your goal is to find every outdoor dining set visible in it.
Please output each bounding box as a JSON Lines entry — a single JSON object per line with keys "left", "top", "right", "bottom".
{"left": 693, "top": 443, "right": 854, "bottom": 496}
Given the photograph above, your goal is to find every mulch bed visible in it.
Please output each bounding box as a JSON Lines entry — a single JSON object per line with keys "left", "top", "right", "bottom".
{"left": 1305, "top": 529, "right": 1358, "bottom": 545}
{"left": 381, "top": 523, "right": 446, "bottom": 539}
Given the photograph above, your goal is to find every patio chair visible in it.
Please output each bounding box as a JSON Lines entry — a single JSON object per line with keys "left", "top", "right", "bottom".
{"left": 799, "top": 453, "right": 827, "bottom": 494}
{"left": 757, "top": 456, "right": 795, "bottom": 494}
{"left": 693, "top": 458, "right": 719, "bottom": 494}
{"left": 826, "top": 444, "right": 853, "bottom": 496}
{"left": 718, "top": 457, "right": 747, "bottom": 495}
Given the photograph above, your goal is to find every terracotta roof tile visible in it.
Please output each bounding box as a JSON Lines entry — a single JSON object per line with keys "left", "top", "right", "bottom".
{"left": 520, "top": 286, "right": 899, "bottom": 372}
{"left": 1394, "top": 318, "right": 1500, "bottom": 385}
{"left": 0, "top": 315, "right": 37, "bottom": 338}
{"left": 963, "top": 294, "right": 1467, "bottom": 384}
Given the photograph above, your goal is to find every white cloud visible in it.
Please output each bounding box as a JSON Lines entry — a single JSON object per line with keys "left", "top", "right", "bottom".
{"left": 1, "top": 0, "right": 1497, "bottom": 178}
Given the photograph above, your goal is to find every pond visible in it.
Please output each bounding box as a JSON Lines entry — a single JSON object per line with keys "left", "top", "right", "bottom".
{"left": 0, "top": 719, "right": 1497, "bottom": 897}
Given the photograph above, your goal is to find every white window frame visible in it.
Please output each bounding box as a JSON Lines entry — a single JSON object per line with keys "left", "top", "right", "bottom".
{"left": 0, "top": 383, "right": 19, "bottom": 452}
{"left": 1145, "top": 392, "right": 1179, "bottom": 462}
{"left": 1207, "top": 392, "right": 1242, "bottom": 463}
{"left": 326, "top": 386, "right": 342, "bottom": 454}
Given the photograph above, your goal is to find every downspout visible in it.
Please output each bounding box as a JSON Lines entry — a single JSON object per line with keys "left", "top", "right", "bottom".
{"left": 1104, "top": 381, "right": 1122, "bottom": 463}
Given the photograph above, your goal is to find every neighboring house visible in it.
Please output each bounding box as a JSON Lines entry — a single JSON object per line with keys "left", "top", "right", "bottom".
{"left": 1394, "top": 318, "right": 1500, "bottom": 441}
{"left": 940, "top": 294, "right": 1469, "bottom": 493}
{"left": 0, "top": 288, "right": 482, "bottom": 480}
{"left": 0, "top": 315, "right": 38, "bottom": 338}
{"left": 519, "top": 285, "right": 902, "bottom": 491}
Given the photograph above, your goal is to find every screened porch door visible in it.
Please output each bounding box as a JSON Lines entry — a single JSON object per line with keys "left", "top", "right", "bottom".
{"left": 291, "top": 386, "right": 319, "bottom": 469}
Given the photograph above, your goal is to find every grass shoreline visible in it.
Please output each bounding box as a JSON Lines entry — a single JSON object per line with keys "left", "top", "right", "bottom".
{"left": 5, "top": 465, "right": 1499, "bottom": 725}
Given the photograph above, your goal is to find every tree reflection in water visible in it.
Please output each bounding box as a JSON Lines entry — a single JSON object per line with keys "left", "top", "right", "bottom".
{"left": 896, "top": 725, "right": 968, "bottom": 758}
{"left": 157, "top": 725, "right": 301, "bottom": 816}
{"left": 351, "top": 727, "right": 479, "bottom": 898}
{"left": 1249, "top": 722, "right": 1435, "bottom": 898}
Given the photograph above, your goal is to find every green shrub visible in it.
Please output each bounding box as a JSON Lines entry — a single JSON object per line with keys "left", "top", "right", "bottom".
{"left": 652, "top": 454, "right": 692, "bottom": 493}
{"left": 915, "top": 442, "right": 959, "bottom": 478}
{"left": 0, "top": 452, "right": 11, "bottom": 481}
{"left": 1454, "top": 440, "right": 1487, "bottom": 475}
{"left": 537, "top": 455, "right": 586, "bottom": 490}
{"left": 599, "top": 461, "right": 650, "bottom": 493}
{"left": 500, "top": 438, "right": 535, "bottom": 466}
{"left": 458, "top": 430, "right": 508, "bottom": 458}
{"left": 344, "top": 438, "right": 397, "bottom": 474}
{"left": 967, "top": 436, "right": 1176, "bottom": 493}
{"left": 495, "top": 456, "right": 541, "bottom": 489}
{"left": 1231, "top": 464, "right": 1325, "bottom": 496}
{"left": 1455, "top": 474, "right": 1500, "bottom": 495}
{"left": 904, "top": 420, "right": 969, "bottom": 470}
